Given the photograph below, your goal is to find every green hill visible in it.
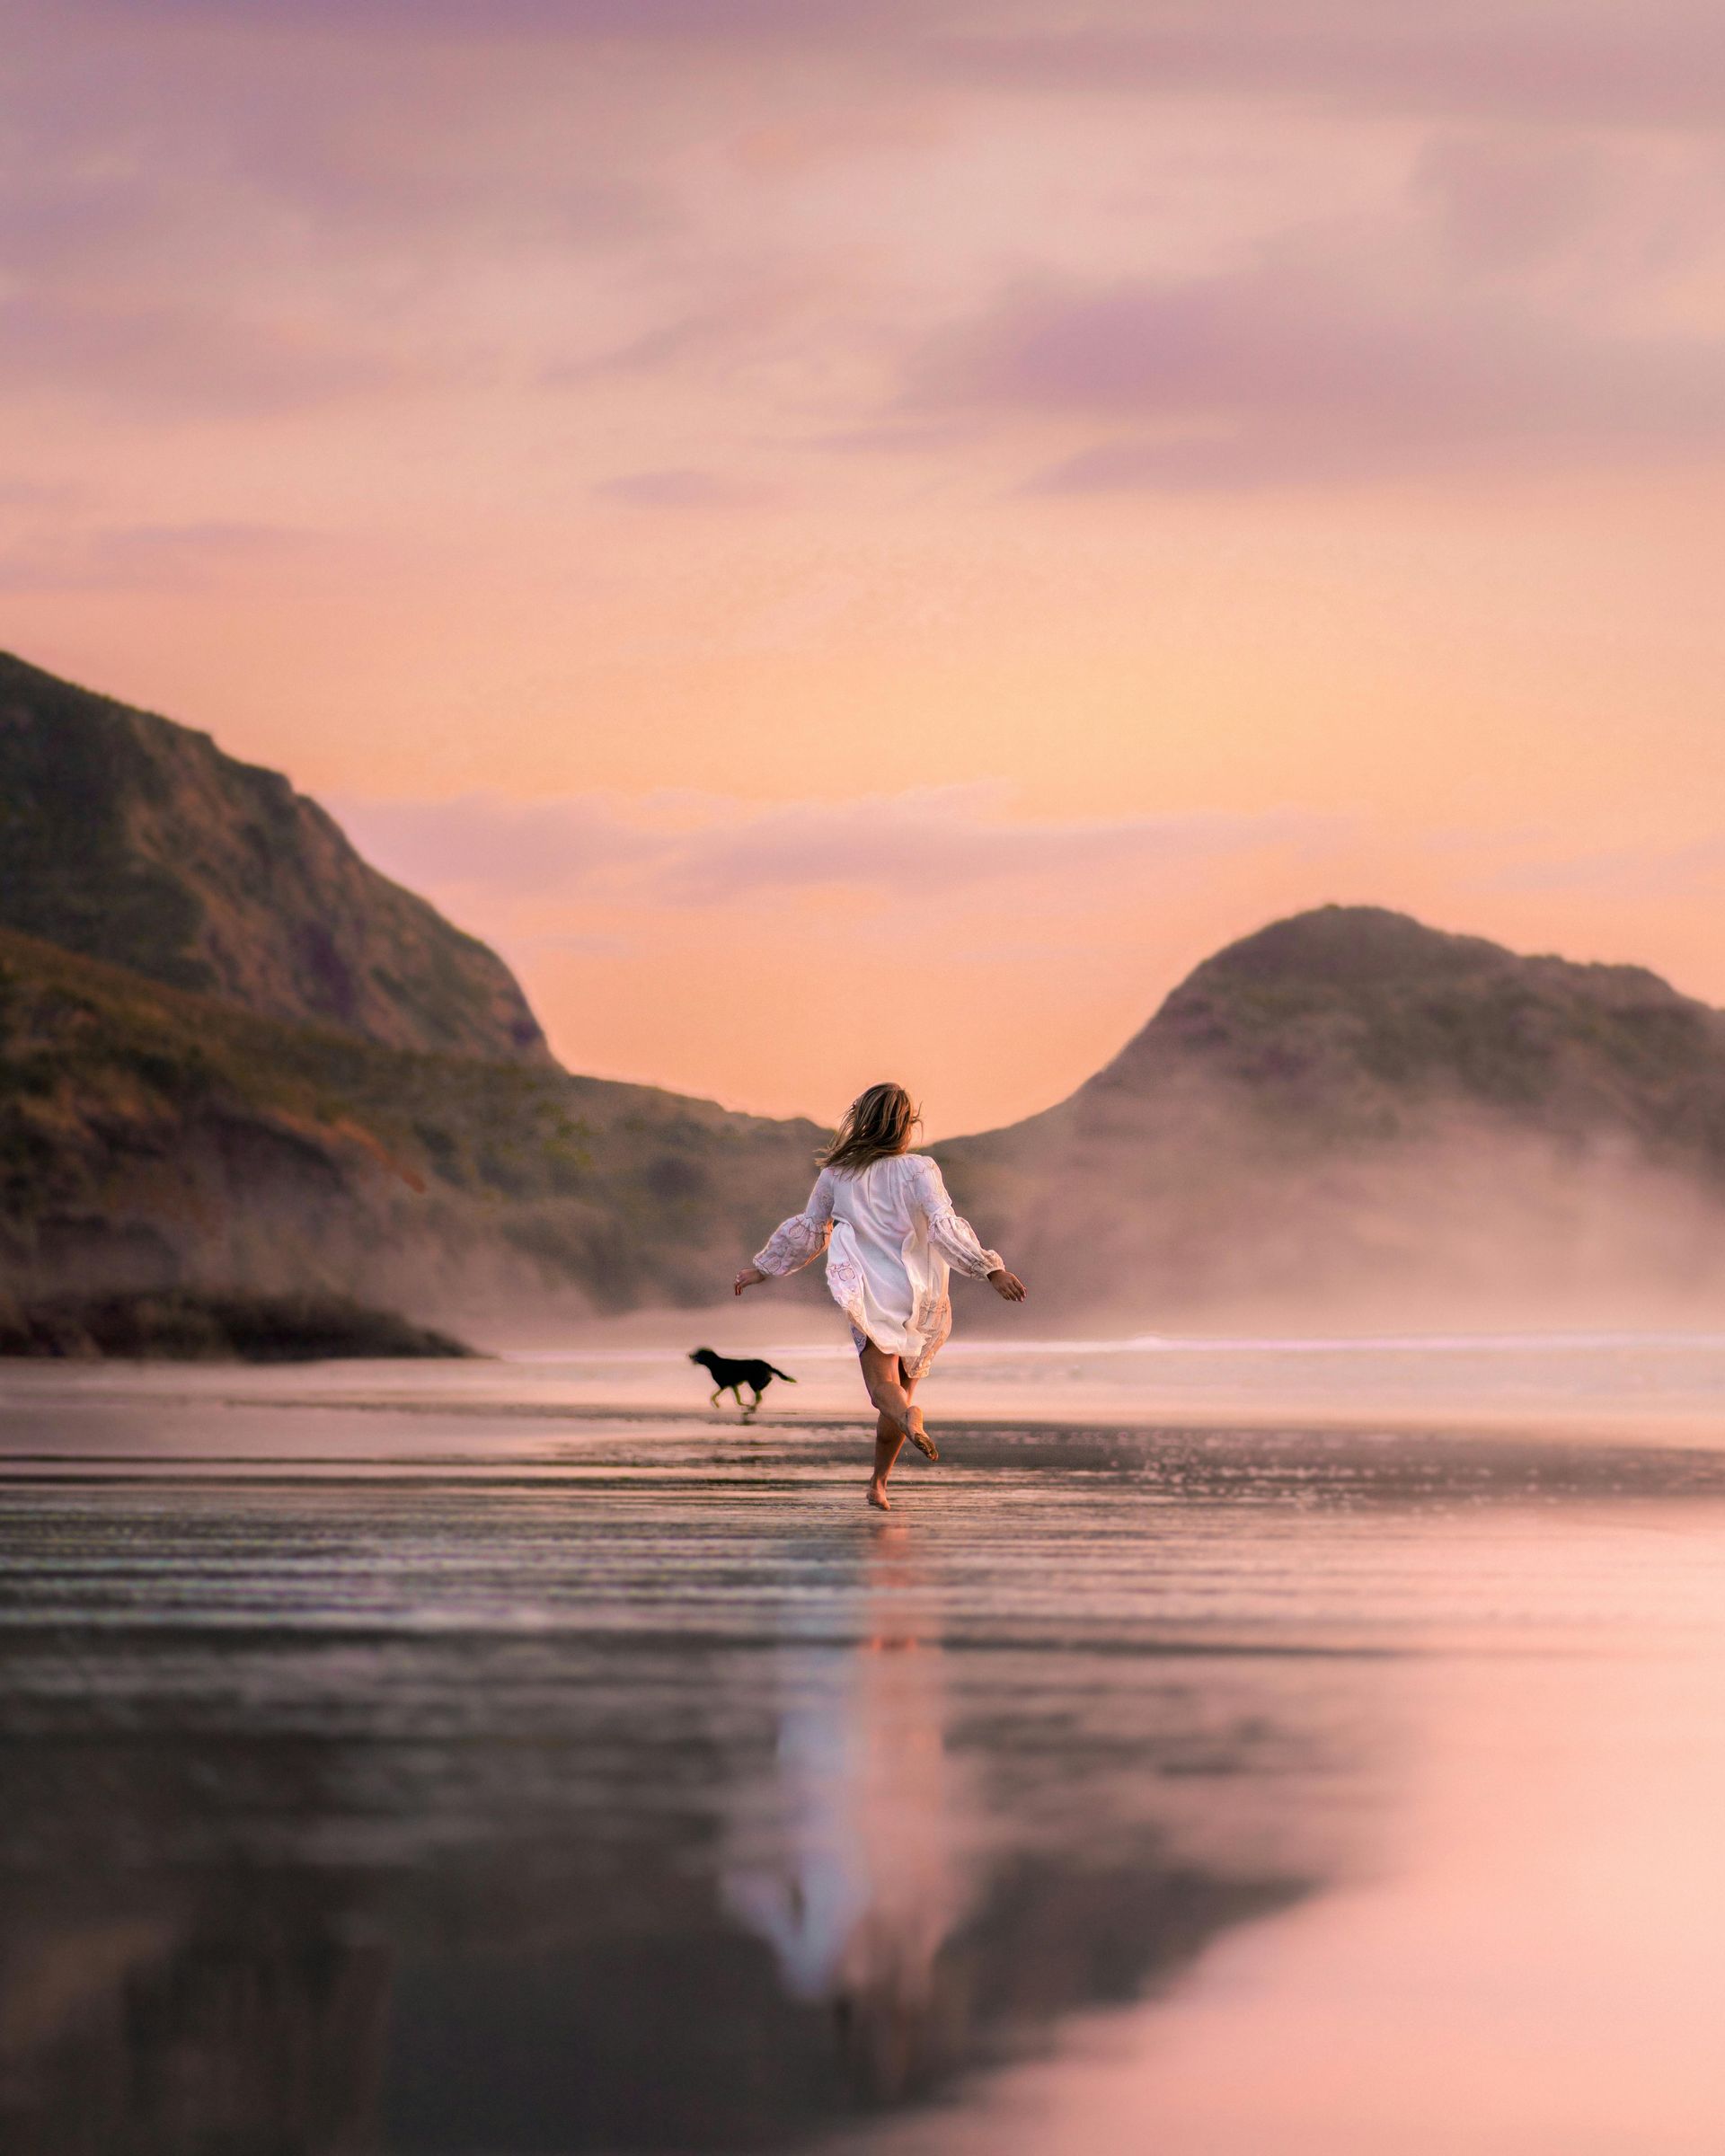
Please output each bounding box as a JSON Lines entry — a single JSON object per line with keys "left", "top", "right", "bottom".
{"left": 0, "top": 652, "right": 549, "bottom": 1063}
{"left": 942, "top": 906, "right": 1725, "bottom": 1328}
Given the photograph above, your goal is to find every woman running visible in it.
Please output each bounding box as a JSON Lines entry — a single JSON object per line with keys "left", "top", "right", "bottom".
{"left": 734, "top": 1082, "right": 1026, "bottom": 1509}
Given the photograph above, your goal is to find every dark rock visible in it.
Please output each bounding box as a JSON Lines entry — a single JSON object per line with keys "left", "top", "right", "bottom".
{"left": 0, "top": 1288, "right": 477, "bottom": 1361}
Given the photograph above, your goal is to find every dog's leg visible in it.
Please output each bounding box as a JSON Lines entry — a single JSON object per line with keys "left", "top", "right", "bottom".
{"left": 710, "top": 1388, "right": 723, "bottom": 1408}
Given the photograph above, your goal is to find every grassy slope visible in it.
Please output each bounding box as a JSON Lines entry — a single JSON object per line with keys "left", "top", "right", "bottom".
{"left": 1101, "top": 906, "right": 1725, "bottom": 1149}
{"left": 941, "top": 906, "right": 1725, "bottom": 1324}
{"left": 0, "top": 650, "right": 550, "bottom": 1063}
{"left": 0, "top": 925, "right": 824, "bottom": 1320}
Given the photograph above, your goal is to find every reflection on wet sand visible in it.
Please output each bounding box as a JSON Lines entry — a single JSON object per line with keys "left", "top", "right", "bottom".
{"left": 722, "top": 1526, "right": 978, "bottom": 2100}
{"left": 0, "top": 1743, "right": 393, "bottom": 2156}
{"left": 716, "top": 1522, "right": 1334, "bottom": 2115}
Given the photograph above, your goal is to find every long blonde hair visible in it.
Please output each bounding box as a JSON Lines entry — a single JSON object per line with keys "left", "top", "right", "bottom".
{"left": 819, "top": 1082, "right": 921, "bottom": 1174}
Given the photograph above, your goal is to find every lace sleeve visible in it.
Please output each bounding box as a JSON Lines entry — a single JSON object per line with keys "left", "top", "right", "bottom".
{"left": 912, "top": 1159, "right": 1003, "bottom": 1280}
{"left": 754, "top": 1170, "right": 836, "bottom": 1277}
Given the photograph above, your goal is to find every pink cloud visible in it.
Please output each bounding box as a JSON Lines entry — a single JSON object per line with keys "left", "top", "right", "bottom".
{"left": 1413, "top": 132, "right": 1614, "bottom": 273}
{"left": 61, "top": 0, "right": 920, "bottom": 39}
{"left": 1484, "top": 835, "right": 1725, "bottom": 898}
{"left": 0, "top": 295, "right": 397, "bottom": 414}
{"left": 907, "top": 252, "right": 1725, "bottom": 490}
{"left": 936, "top": 5, "right": 1725, "bottom": 133}
{"left": 39, "top": 0, "right": 1725, "bottom": 143}
{"left": 593, "top": 469, "right": 764, "bottom": 508}
{"left": 333, "top": 788, "right": 1346, "bottom": 914}
{"left": 0, "top": 521, "right": 313, "bottom": 593}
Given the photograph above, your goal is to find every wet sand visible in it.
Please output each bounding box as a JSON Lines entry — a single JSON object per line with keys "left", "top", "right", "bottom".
{"left": 4, "top": 1344, "right": 1725, "bottom": 2153}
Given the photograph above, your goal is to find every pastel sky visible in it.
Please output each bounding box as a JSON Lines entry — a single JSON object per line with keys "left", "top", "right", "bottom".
{"left": 5, "top": 0, "right": 1725, "bottom": 1134}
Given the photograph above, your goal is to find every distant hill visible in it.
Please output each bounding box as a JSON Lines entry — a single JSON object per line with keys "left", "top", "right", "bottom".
{"left": 0, "top": 923, "right": 824, "bottom": 1325}
{"left": 0, "top": 652, "right": 549, "bottom": 1063}
{"left": 942, "top": 906, "right": 1725, "bottom": 1328}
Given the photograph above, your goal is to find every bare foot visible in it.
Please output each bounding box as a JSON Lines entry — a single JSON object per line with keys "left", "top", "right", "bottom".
{"left": 867, "top": 1480, "right": 892, "bottom": 1510}
{"left": 904, "top": 1411, "right": 938, "bottom": 1463}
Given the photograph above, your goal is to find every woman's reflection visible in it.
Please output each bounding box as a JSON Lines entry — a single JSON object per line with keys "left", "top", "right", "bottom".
{"left": 722, "top": 1523, "right": 975, "bottom": 2099}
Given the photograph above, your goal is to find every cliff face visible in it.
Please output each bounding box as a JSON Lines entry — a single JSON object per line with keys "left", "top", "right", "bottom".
{"left": 0, "top": 652, "right": 550, "bottom": 1064}
{"left": 941, "top": 906, "right": 1725, "bottom": 1328}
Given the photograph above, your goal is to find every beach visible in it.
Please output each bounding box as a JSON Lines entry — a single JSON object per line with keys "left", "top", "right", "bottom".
{"left": 5, "top": 1339, "right": 1725, "bottom": 2153}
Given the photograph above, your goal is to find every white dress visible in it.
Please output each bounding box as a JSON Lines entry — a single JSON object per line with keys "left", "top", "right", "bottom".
{"left": 754, "top": 1153, "right": 1003, "bottom": 1380}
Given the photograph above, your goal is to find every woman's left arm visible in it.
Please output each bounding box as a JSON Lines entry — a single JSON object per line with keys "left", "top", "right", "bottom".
{"left": 913, "top": 1158, "right": 1022, "bottom": 1294}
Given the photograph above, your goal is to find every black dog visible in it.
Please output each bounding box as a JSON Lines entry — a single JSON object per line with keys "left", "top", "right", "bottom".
{"left": 689, "top": 1347, "right": 796, "bottom": 1419}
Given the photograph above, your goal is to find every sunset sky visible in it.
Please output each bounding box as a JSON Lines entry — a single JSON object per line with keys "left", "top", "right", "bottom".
{"left": 5, "top": 0, "right": 1724, "bottom": 1134}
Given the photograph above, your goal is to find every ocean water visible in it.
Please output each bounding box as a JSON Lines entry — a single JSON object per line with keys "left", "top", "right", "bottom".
{"left": 4, "top": 1337, "right": 1725, "bottom": 2153}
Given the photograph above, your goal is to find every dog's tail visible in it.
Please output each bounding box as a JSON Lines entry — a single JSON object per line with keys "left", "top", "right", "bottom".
{"left": 765, "top": 1365, "right": 797, "bottom": 1383}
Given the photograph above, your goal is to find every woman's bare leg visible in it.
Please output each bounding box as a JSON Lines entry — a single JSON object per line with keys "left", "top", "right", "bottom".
{"left": 868, "top": 1410, "right": 904, "bottom": 1509}
{"left": 860, "top": 1341, "right": 917, "bottom": 1438}
{"left": 863, "top": 1350, "right": 925, "bottom": 1509}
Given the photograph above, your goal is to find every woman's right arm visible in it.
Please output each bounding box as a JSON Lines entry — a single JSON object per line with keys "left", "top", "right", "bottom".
{"left": 736, "top": 1171, "right": 836, "bottom": 1294}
